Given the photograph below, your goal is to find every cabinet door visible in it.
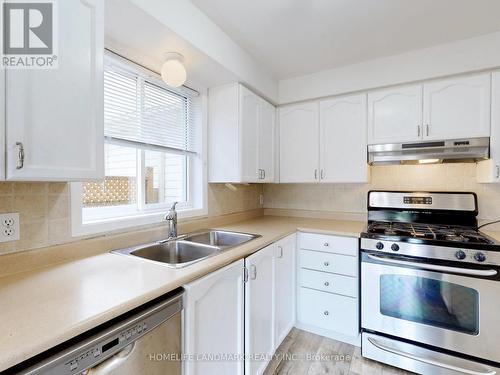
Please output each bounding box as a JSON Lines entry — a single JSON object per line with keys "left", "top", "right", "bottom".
{"left": 320, "top": 94, "right": 368, "bottom": 183}
{"left": 258, "top": 99, "right": 275, "bottom": 183}
{"left": 423, "top": 74, "right": 491, "bottom": 140}
{"left": 274, "top": 234, "right": 296, "bottom": 349}
{"left": 5, "top": 0, "right": 104, "bottom": 181}
{"left": 279, "top": 102, "right": 319, "bottom": 182}
{"left": 6, "top": 0, "right": 104, "bottom": 181}
{"left": 245, "top": 245, "right": 275, "bottom": 375}
{"left": 184, "top": 260, "right": 244, "bottom": 375}
{"left": 0, "top": 70, "right": 5, "bottom": 180}
{"left": 240, "top": 85, "right": 260, "bottom": 182}
{"left": 367, "top": 85, "right": 422, "bottom": 144}
{"left": 478, "top": 72, "right": 500, "bottom": 183}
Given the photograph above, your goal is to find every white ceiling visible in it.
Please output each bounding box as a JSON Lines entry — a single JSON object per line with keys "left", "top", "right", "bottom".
{"left": 105, "top": 0, "right": 240, "bottom": 91}
{"left": 189, "top": 0, "right": 500, "bottom": 79}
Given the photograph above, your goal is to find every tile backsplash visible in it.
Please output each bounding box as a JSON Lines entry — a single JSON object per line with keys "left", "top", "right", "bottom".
{"left": 0, "top": 182, "right": 263, "bottom": 255}
{"left": 264, "top": 163, "right": 500, "bottom": 222}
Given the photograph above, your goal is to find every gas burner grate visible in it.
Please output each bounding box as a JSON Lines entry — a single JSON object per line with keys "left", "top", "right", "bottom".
{"left": 367, "top": 222, "right": 494, "bottom": 244}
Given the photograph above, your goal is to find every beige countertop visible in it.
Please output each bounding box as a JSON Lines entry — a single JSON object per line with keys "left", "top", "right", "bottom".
{"left": 0, "top": 215, "right": 365, "bottom": 372}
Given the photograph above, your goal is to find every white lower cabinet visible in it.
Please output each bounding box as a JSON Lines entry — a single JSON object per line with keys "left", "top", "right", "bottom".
{"left": 274, "top": 234, "right": 296, "bottom": 348}
{"left": 183, "top": 260, "right": 245, "bottom": 375}
{"left": 245, "top": 234, "right": 296, "bottom": 375}
{"left": 183, "top": 231, "right": 359, "bottom": 375}
{"left": 245, "top": 245, "right": 276, "bottom": 375}
{"left": 297, "top": 232, "right": 360, "bottom": 346}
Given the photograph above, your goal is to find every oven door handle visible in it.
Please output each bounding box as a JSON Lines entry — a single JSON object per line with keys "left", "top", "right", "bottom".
{"left": 367, "top": 337, "right": 496, "bottom": 375}
{"left": 367, "top": 254, "right": 498, "bottom": 277}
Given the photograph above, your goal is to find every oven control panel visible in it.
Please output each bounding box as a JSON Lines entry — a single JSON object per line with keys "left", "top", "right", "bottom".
{"left": 361, "top": 238, "right": 500, "bottom": 267}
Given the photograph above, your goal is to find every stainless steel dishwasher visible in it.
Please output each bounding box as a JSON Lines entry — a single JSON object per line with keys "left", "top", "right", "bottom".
{"left": 14, "top": 290, "right": 183, "bottom": 375}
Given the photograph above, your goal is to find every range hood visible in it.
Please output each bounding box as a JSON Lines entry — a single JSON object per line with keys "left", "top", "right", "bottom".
{"left": 368, "top": 138, "right": 489, "bottom": 165}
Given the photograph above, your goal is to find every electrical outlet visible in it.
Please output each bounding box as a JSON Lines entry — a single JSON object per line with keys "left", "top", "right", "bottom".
{"left": 0, "top": 213, "right": 20, "bottom": 242}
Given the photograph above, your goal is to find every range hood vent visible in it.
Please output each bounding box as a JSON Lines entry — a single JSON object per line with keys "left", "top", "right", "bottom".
{"left": 368, "top": 138, "right": 489, "bottom": 165}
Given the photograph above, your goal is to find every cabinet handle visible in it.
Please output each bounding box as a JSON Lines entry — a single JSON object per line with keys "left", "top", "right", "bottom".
{"left": 314, "top": 169, "right": 318, "bottom": 180}
{"left": 324, "top": 261, "right": 330, "bottom": 267}
{"left": 262, "top": 169, "right": 266, "bottom": 179}
{"left": 320, "top": 169, "right": 324, "bottom": 180}
{"left": 496, "top": 165, "right": 499, "bottom": 179}
{"left": 323, "top": 242, "right": 329, "bottom": 247}
{"left": 324, "top": 311, "right": 330, "bottom": 316}
{"left": 16, "top": 142, "right": 25, "bottom": 169}
{"left": 417, "top": 125, "right": 421, "bottom": 137}
{"left": 426, "top": 124, "right": 430, "bottom": 136}
{"left": 249, "top": 265, "right": 257, "bottom": 280}
{"left": 324, "top": 281, "right": 330, "bottom": 287}
{"left": 277, "top": 246, "right": 283, "bottom": 258}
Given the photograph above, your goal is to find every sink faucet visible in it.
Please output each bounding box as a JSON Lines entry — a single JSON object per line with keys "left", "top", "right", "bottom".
{"left": 165, "top": 202, "right": 178, "bottom": 239}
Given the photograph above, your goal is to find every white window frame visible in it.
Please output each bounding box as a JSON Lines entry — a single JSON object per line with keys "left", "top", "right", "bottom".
{"left": 71, "top": 54, "right": 207, "bottom": 237}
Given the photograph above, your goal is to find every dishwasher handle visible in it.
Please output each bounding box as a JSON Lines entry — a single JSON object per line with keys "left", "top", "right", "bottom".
{"left": 85, "top": 343, "right": 135, "bottom": 374}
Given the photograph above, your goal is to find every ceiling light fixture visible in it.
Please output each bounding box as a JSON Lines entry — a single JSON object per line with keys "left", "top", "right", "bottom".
{"left": 161, "top": 52, "right": 187, "bottom": 88}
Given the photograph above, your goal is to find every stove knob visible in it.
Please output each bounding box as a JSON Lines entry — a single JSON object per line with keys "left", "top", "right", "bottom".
{"left": 376, "top": 242, "right": 384, "bottom": 250}
{"left": 391, "top": 243, "right": 400, "bottom": 252}
{"left": 474, "top": 252, "right": 486, "bottom": 263}
{"left": 455, "top": 250, "right": 466, "bottom": 260}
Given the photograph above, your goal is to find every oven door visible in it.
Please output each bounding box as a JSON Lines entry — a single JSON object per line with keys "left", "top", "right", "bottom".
{"left": 362, "top": 252, "right": 500, "bottom": 363}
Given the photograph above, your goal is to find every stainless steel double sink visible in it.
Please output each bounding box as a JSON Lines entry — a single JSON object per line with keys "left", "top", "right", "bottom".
{"left": 112, "top": 230, "right": 261, "bottom": 268}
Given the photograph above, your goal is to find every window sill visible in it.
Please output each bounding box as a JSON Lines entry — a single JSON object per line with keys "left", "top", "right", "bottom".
{"left": 72, "top": 207, "right": 208, "bottom": 237}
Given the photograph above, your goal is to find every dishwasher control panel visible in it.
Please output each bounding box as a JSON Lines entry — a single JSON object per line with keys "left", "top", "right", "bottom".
{"left": 16, "top": 292, "right": 183, "bottom": 375}
{"left": 64, "top": 320, "right": 152, "bottom": 373}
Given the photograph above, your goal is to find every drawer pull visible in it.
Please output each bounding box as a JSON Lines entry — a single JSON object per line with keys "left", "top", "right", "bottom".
{"left": 324, "top": 242, "right": 329, "bottom": 247}
{"left": 324, "top": 311, "right": 329, "bottom": 316}
{"left": 324, "top": 261, "right": 330, "bottom": 266}
{"left": 324, "top": 281, "right": 330, "bottom": 286}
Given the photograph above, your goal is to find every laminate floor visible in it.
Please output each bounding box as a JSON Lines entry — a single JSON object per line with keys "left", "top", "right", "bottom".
{"left": 263, "top": 328, "right": 415, "bottom": 375}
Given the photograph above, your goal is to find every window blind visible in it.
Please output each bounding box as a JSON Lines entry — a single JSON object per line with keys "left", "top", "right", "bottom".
{"left": 103, "top": 62, "right": 198, "bottom": 155}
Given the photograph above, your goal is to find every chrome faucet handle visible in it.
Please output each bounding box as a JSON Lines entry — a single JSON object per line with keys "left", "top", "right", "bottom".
{"left": 165, "top": 202, "right": 179, "bottom": 220}
{"left": 165, "top": 202, "right": 179, "bottom": 239}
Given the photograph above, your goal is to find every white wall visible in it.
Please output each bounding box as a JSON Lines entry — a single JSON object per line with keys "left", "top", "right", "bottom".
{"left": 128, "top": 0, "right": 278, "bottom": 103}
{"left": 279, "top": 31, "right": 500, "bottom": 104}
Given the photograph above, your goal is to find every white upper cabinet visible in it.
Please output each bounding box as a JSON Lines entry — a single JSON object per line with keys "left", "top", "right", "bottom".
{"left": 240, "top": 86, "right": 261, "bottom": 182}
{"left": 320, "top": 94, "right": 369, "bottom": 183}
{"left": 478, "top": 72, "right": 500, "bottom": 183}
{"left": 208, "top": 83, "right": 275, "bottom": 183}
{"left": 279, "top": 102, "right": 319, "bottom": 183}
{"left": 0, "top": 69, "right": 5, "bottom": 181}
{"left": 259, "top": 99, "right": 276, "bottom": 183}
{"left": 184, "top": 260, "right": 244, "bottom": 375}
{"left": 423, "top": 74, "right": 491, "bottom": 140}
{"left": 367, "top": 85, "right": 422, "bottom": 144}
{"left": 5, "top": 0, "right": 104, "bottom": 181}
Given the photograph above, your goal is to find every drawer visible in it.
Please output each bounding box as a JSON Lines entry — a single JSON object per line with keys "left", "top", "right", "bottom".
{"left": 299, "top": 232, "right": 358, "bottom": 256}
{"left": 298, "top": 287, "right": 358, "bottom": 337}
{"left": 300, "top": 268, "right": 357, "bottom": 297}
{"left": 299, "top": 249, "right": 357, "bottom": 276}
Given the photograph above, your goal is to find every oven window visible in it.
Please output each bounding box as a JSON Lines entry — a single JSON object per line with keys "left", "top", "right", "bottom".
{"left": 380, "top": 275, "right": 479, "bottom": 335}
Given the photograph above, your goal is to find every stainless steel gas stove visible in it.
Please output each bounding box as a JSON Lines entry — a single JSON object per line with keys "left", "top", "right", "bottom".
{"left": 361, "top": 191, "right": 500, "bottom": 375}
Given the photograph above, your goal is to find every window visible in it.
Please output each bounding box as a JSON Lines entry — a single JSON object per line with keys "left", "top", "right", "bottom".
{"left": 71, "top": 54, "right": 206, "bottom": 236}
